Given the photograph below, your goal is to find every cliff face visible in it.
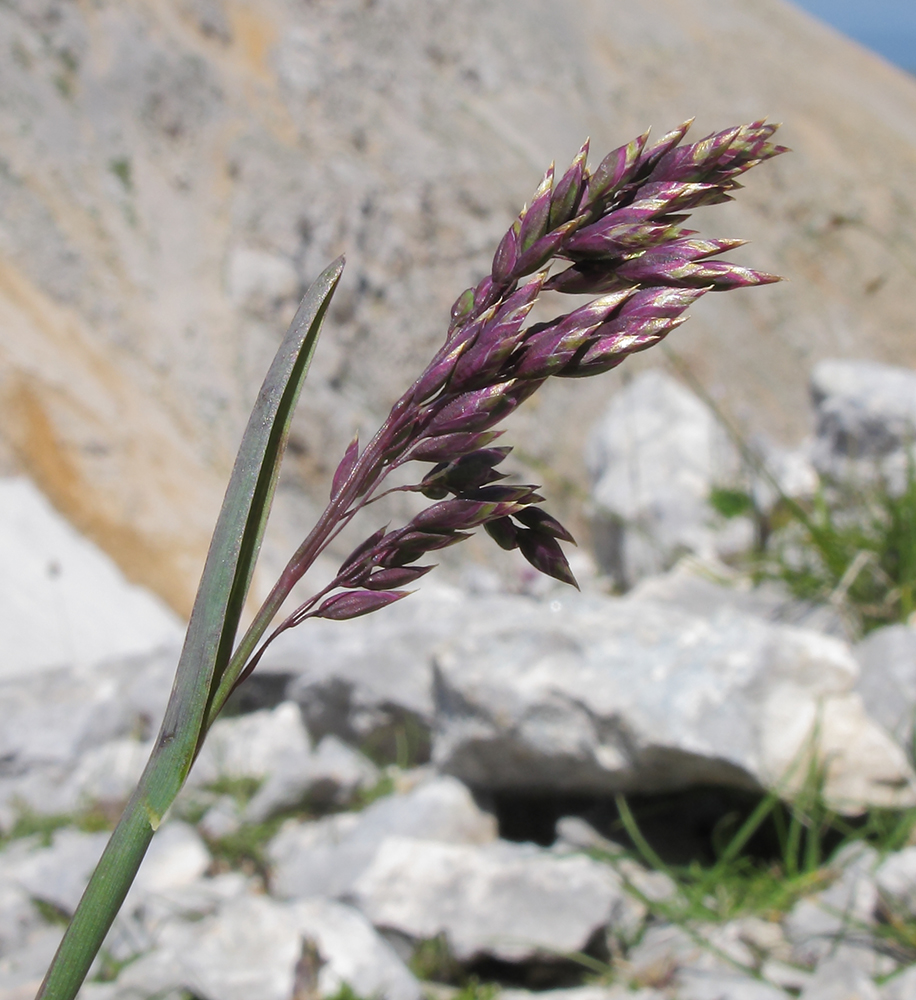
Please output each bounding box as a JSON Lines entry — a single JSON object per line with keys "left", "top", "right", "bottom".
{"left": 2, "top": 0, "right": 916, "bottom": 613}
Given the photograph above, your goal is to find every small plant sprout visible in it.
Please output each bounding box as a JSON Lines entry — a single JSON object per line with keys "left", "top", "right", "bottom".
{"left": 38, "top": 119, "right": 785, "bottom": 999}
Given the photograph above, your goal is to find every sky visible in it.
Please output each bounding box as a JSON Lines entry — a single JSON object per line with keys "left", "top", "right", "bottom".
{"left": 791, "top": 0, "right": 916, "bottom": 74}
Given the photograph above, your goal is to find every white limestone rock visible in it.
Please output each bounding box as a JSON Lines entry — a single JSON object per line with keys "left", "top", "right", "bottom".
{"left": 11, "top": 828, "right": 108, "bottom": 916}
{"left": 0, "top": 644, "right": 178, "bottom": 825}
{"left": 0, "top": 925, "right": 64, "bottom": 1000}
{"left": 628, "top": 559, "right": 844, "bottom": 636}
{"left": 854, "top": 624, "right": 916, "bottom": 748}
{"left": 0, "top": 882, "right": 42, "bottom": 959}
{"left": 269, "top": 774, "right": 496, "bottom": 901}
{"left": 144, "top": 895, "right": 302, "bottom": 1000}
{"left": 126, "top": 822, "right": 211, "bottom": 903}
{"left": 121, "top": 871, "right": 251, "bottom": 952}
{"left": 226, "top": 246, "right": 300, "bottom": 318}
{"left": 810, "top": 360, "right": 916, "bottom": 494}
{"left": 103, "top": 895, "right": 419, "bottom": 1000}
{"left": 626, "top": 922, "right": 790, "bottom": 999}
{"left": 432, "top": 591, "right": 916, "bottom": 813}
{"left": 290, "top": 898, "right": 422, "bottom": 1000}
{"left": 499, "top": 989, "right": 665, "bottom": 1000}
{"left": 351, "top": 835, "right": 641, "bottom": 963}
{"left": 244, "top": 733, "right": 379, "bottom": 823}
{"left": 875, "top": 846, "right": 916, "bottom": 917}
{"left": 881, "top": 963, "right": 916, "bottom": 1000}
{"left": 60, "top": 738, "right": 154, "bottom": 809}
{"left": 585, "top": 370, "right": 749, "bottom": 588}
{"left": 187, "top": 701, "right": 379, "bottom": 820}
{"left": 799, "top": 953, "right": 879, "bottom": 1000}
{"left": 198, "top": 796, "right": 244, "bottom": 840}
{"left": 0, "top": 478, "right": 182, "bottom": 681}
{"left": 189, "top": 701, "right": 312, "bottom": 788}
{"left": 784, "top": 843, "right": 879, "bottom": 967}
{"left": 263, "top": 583, "right": 472, "bottom": 751}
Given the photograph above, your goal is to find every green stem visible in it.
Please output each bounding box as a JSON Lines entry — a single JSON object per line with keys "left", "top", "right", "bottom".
{"left": 36, "top": 735, "right": 187, "bottom": 998}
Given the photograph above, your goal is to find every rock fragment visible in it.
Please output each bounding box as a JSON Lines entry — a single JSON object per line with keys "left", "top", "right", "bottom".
{"left": 854, "top": 624, "right": 916, "bottom": 748}
{"left": 433, "top": 593, "right": 916, "bottom": 812}
{"left": 351, "top": 835, "right": 640, "bottom": 962}
{"left": 585, "top": 370, "right": 747, "bottom": 589}
{"left": 269, "top": 774, "right": 496, "bottom": 901}
{"left": 784, "top": 844, "right": 878, "bottom": 967}
{"left": 810, "top": 360, "right": 916, "bottom": 494}
{"left": 799, "top": 952, "right": 879, "bottom": 1000}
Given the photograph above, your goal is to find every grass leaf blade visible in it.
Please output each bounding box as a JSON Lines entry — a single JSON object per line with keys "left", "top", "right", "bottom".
{"left": 36, "top": 256, "right": 344, "bottom": 1000}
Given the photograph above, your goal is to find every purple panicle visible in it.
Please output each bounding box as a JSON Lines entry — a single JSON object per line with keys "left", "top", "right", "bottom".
{"left": 260, "top": 118, "right": 784, "bottom": 654}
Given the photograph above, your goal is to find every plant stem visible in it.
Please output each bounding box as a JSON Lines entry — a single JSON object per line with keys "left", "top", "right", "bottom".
{"left": 35, "top": 735, "right": 187, "bottom": 998}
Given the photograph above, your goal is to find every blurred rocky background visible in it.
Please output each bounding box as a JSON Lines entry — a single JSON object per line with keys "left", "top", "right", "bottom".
{"left": 6, "top": 1, "right": 916, "bottom": 998}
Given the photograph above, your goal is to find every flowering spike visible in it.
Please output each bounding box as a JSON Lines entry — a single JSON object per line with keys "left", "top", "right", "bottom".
{"left": 518, "top": 164, "right": 555, "bottom": 253}
{"left": 558, "top": 315, "right": 692, "bottom": 380}
{"left": 339, "top": 526, "right": 389, "bottom": 574}
{"left": 473, "top": 276, "right": 497, "bottom": 313}
{"left": 516, "top": 529, "right": 578, "bottom": 589}
{"left": 406, "top": 430, "right": 503, "bottom": 463}
{"left": 564, "top": 220, "right": 686, "bottom": 259}
{"left": 448, "top": 274, "right": 546, "bottom": 390}
{"left": 484, "top": 516, "right": 520, "bottom": 551}
{"left": 515, "top": 506, "right": 576, "bottom": 544}
{"left": 380, "top": 530, "right": 471, "bottom": 567}
{"left": 586, "top": 128, "right": 650, "bottom": 206}
{"left": 411, "top": 497, "right": 524, "bottom": 533}
{"left": 450, "top": 287, "right": 476, "bottom": 327}
{"left": 616, "top": 254, "right": 779, "bottom": 290}
{"left": 513, "top": 289, "right": 633, "bottom": 379}
{"left": 244, "top": 120, "right": 782, "bottom": 681}
{"left": 647, "top": 125, "right": 742, "bottom": 184}
{"left": 330, "top": 436, "right": 359, "bottom": 500}
{"left": 470, "top": 484, "right": 543, "bottom": 504}
{"left": 637, "top": 118, "right": 694, "bottom": 174}
{"left": 423, "top": 381, "right": 520, "bottom": 437}
{"left": 313, "top": 590, "right": 410, "bottom": 621}
{"left": 549, "top": 138, "right": 589, "bottom": 230}
{"left": 515, "top": 219, "right": 583, "bottom": 277}
{"left": 420, "top": 447, "right": 512, "bottom": 496}
{"left": 492, "top": 222, "right": 520, "bottom": 285}
{"left": 411, "top": 311, "right": 493, "bottom": 402}
{"left": 364, "top": 565, "right": 434, "bottom": 590}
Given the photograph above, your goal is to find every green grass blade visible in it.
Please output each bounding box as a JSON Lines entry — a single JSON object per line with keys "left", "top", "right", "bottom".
{"left": 36, "top": 256, "right": 344, "bottom": 1000}
{"left": 614, "top": 793, "right": 676, "bottom": 878}
{"left": 203, "top": 255, "right": 345, "bottom": 709}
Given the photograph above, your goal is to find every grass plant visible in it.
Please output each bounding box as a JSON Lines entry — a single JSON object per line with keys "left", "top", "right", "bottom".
{"left": 35, "top": 119, "right": 785, "bottom": 999}
{"left": 590, "top": 775, "right": 916, "bottom": 987}
{"left": 2, "top": 804, "right": 116, "bottom": 848}
{"left": 678, "top": 346, "right": 916, "bottom": 638}
{"left": 760, "top": 472, "right": 916, "bottom": 635}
